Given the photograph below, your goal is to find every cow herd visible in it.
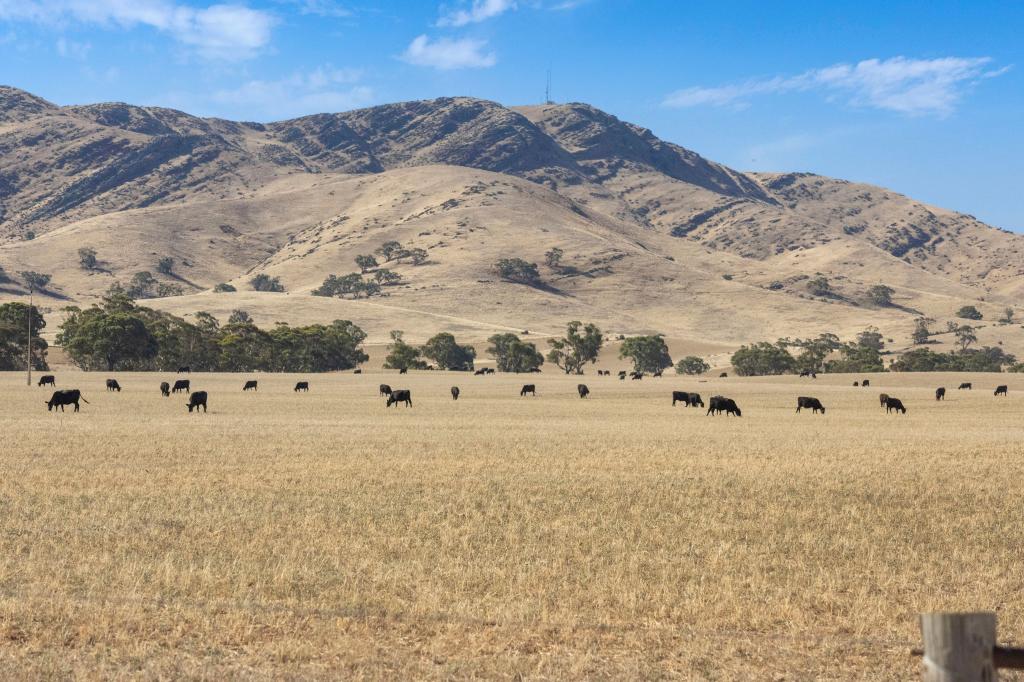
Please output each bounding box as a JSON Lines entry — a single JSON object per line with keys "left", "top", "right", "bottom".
{"left": 34, "top": 371, "right": 1013, "bottom": 417}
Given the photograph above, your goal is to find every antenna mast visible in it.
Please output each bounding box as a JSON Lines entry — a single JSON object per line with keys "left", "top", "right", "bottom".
{"left": 545, "top": 68, "right": 553, "bottom": 105}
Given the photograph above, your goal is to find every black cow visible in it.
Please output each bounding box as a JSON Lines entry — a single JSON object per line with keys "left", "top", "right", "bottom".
{"left": 177, "top": 366, "right": 190, "bottom": 373}
{"left": 399, "top": 367, "right": 408, "bottom": 375}
{"left": 294, "top": 381, "right": 309, "bottom": 392}
{"left": 799, "top": 370, "right": 818, "bottom": 379}
{"left": 672, "top": 391, "right": 704, "bottom": 407}
{"left": 474, "top": 368, "right": 487, "bottom": 375}
{"left": 354, "top": 369, "right": 362, "bottom": 374}
{"left": 577, "top": 384, "right": 590, "bottom": 398}
{"left": 243, "top": 380, "right": 258, "bottom": 391}
{"left": 884, "top": 397, "right": 907, "bottom": 414}
{"left": 106, "top": 379, "right": 121, "bottom": 392}
{"left": 631, "top": 372, "right": 644, "bottom": 380}
{"left": 796, "top": 396, "right": 825, "bottom": 414}
{"left": 38, "top": 374, "right": 55, "bottom": 387}
{"left": 853, "top": 381, "right": 860, "bottom": 387}
{"left": 652, "top": 370, "right": 663, "bottom": 378}
{"left": 451, "top": 386, "right": 460, "bottom": 400}
{"left": 379, "top": 384, "right": 392, "bottom": 397}
{"left": 935, "top": 387, "right": 946, "bottom": 401}
{"left": 520, "top": 384, "right": 536, "bottom": 397}
{"left": 879, "top": 393, "right": 890, "bottom": 408}
{"left": 707, "top": 395, "right": 741, "bottom": 417}
{"left": 995, "top": 385, "right": 1009, "bottom": 396}
{"left": 46, "top": 389, "right": 88, "bottom": 412}
{"left": 958, "top": 382, "right": 972, "bottom": 390}
{"left": 160, "top": 381, "right": 170, "bottom": 397}
{"left": 618, "top": 371, "right": 627, "bottom": 381}
{"left": 187, "top": 391, "right": 207, "bottom": 413}
{"left": 486, "top": 368, "right": 496, "bottom": 374}
{"left": 172, "top": 379, "right": 190, "bottom": 394}
{"left": 386, "top": 389, "right": 412, "bottom": 407}
{"left": 528, "top": 367, "right": 542, "bottom": 373}
{"left": 862, "top": 379, "right": 871, "bottom": 387}
{"left": 719, "top": 372, "right": 728, "bottom": 378}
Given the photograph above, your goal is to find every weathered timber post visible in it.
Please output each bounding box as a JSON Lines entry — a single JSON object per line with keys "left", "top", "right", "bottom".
{"left": 920, "top": 612, "right": 996, "bottom": 681}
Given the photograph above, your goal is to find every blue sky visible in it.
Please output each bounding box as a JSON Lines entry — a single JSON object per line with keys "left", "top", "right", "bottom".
{"left": 1, "top": 1, "right": 1021, "bottom": 230}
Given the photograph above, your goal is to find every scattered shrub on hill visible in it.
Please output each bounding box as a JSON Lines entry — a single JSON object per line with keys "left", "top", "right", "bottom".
{"left": 956, "top": 305, "right": 983, "bottom": 320}
{"left": 213, "top": 282, "right": 237, "bottom": 293}
{"left": 78, "top": 247, "right": 98, "bottom": 271}
{"left": 867, "top": 284, "right": 894, "bottom": 306}
{"left": 126, "top": 271, "right": 182, "bottom": 299}
{"left": 19, "top": 271, "right": 51, "bottom": 292}
{"left": 250, "top": 274, "right": 284, "bottom": 292}
{"left": 313, "top": 273, "right": 381, "bottom": 298}
{"left": 157, "top": 257, "right": 174, "bottom": 275}
{"left": 376, "top": 241, "right": 403, "bottom": 262}
{"left": 228, "top": 309, "right": 252, "bottom": 325}
{"left": 495, "top": 258, "right": 542, "bottom": 286}
{"left": 374, "top": 269, "right": 402, "bottom": 286}
{"left": 544, "top": 247, "right": 563, "bottom": 270}
{"left": 1000, "top": 308, "right": 1015, "bottom": 324}
{"left": 912, "top": 318, "right": 931, "bottom": 345}
{"left": 355, "top": 254, "right": 378, "bottom": 273}
{"left": 675, "top": 356, "right": 710, "bottom": 375}
{"left": 806, "top": 276, "right": 832, "bottom": 297}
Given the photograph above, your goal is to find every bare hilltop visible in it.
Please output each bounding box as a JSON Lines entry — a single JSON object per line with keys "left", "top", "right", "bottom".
{"left": 2, "top": 85, "right": 1021, "bottom": 353}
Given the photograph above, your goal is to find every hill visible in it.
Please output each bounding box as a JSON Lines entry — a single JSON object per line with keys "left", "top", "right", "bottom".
{"left": 1, "top": 85, "right": 1021, "bottom": 353}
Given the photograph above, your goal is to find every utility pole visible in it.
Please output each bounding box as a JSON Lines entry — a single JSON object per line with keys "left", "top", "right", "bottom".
{"left": 545, "top": 68, "right": 553, "bottom": 105}
{"left": 26, "top": 286, "right": 32, "bottom": 386}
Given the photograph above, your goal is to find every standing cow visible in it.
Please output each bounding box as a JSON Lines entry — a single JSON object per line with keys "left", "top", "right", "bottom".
{"left": 451, "top": 386, "right": 460, "bottom": 401}
{"left": 37, "top": 375, "right": 55, "bottom": 387}
{"left": 958, "top": 382, "right": 972, "bottom": 390}
{"left": 187, "top": 391, "right": 208, "bottom": 413}
{"left": 242, "top": 380, "right": 258, "bottom": 391}
{"left": 935, "top": 387, "right": 946, "bottom": 401}
{"left": 379, "top": 384, "right": 392, "bottom": 397}
{"left": 386, "top": 390, "right": 412, "bottom": 407}
{"left": 577, "top": 384, "right": 590, "bottom": 399}
{"left": 995, "top": 385, "right": 1009, "bottom": 396}
{"left": 796, "top": 396, "right": 825, "bottom": 414}
{"left": 884, "top": 397, "right": 907, "bottom": 414}
{"left": 294, "top": 381, "right": 309, "bottom": 392}
{"left": 172, "top": 379, "right": 190, "bottom": 394}
{"left": 160, "top": 381, "right": 170, "bottom": 397}
{"left": 46, "top": 389, "right": 89, "bottom": 412}
{"left": 106, "top": 379, "right": 121, "bottom": 392}
{"left": 520, "top": 384, "right": 536, "bottom": 397}
{"left": 707, "top": 395, "right": 741, "bottom": 417}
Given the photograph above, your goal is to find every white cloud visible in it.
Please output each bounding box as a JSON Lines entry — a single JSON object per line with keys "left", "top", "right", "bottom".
{"left": 56, "top": 36, "right": 90, "bottom": 59}
{"left": 401, "top": 34, "right": 496, "bottom": 70}
{"left": 209, "top": 66, "right": 373, "bottom": 119}
{"left": 0, "top": 0, "right": 276, "bottom": 60}
{"left": 438, "top": 0, "right": 515, "bottom": 27}
{"left": 664, "top": 57, "right": 1006, "bottom": 116}
{"left": 278, "top": 0, "right": 352, "bottom": 18}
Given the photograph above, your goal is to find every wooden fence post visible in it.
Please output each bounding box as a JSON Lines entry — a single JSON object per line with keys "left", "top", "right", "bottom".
{"left": 920, "top": 612, "right": 997, "bottom": 681}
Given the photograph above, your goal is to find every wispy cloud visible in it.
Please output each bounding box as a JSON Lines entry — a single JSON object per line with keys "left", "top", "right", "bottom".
{"left": 277, "top": 0, "right": 352, "bottom": 18}
{"left": 55, "top": 36, "right": 90, "bottom": 60}
{"left": 209, "top": 66, "right": 372, "bottom": 119}
{"left": 664, "top": 57, "right": 1007, "bottom": 116}
{"left": 401, "top": 34, "right": 496, "bottom": 70}
{"left": 0, "top": 0, "right": 276, "bottom": 60}
{"left": 438, "top": 0, "right": 515, "bottom": 27}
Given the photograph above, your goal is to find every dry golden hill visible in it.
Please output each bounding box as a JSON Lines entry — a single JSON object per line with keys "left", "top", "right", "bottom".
{"left": 1, "top": 86, "right": 1021, "bottom": 351}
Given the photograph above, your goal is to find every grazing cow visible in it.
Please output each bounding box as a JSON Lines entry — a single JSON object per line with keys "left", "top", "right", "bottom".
{"left": 187, "top": 391, "right": 208, "bottom": 413}
{"left": 577, "top": 384, "right": 590, "bottom": 399}
{"left": 796, "top": 396, "right": 825, "bottom": 414}
{"left": 177, "top": 366, "right": 190, "bottom": 374}
{"left": 46, "top": 389, "right": 88, "bottom": 412}
{"left": 631, "top": 372, "right": 644, "bottom": 380}
{"left": 958, "top": 382, "right": 972, "bottom": 390}
{"left": 618, "top": 371, "right": 627, "bottom": 381}
{"left": 853, "top": 381, "right": 860, "bottom": 387}
{"left": 172, "top": 379, "right": 190, "bottom": 394}
{"left": 242, "top": 380, "right": 258, "bottom": 392}
{"left": 884, "top": 397, "right": 907, "bottom": 414}
{"left": 379, "top": 384, "right": 392, "bottom": 397}
{"left": 106, "top": 379, "right": 121, "bottom": 392}
{"left": 160, "top": 381, "right": 170, "bottom": 397}
{"left": 386, "top": 389, "right": 412, "bottom": 407}
{"left": 520, "top": 384, "right": 536, "bottom": 397}
{"left": 995, "top": 385, "right": 1009, "bottom": 396}
{"left": 707, "top": 395, "right": 741, "bottom": 417}
{"left": 935, "top": 387, "right": 946, "bottom": 401}
{"left": 474, "top": 368, "right": 487, "bottom": 375}
{"left": 862, "top": 379, "right": 871, "bottom": 387}
{"left": 652, "top": 370, "right": 663, "bottom": 378}
{"left": 672, "top": 391, "right": 704, "bottom": 407}
{"left": 528, "top": 367, "right": 542, "bottom": 373}
{"left": 38, "top": 374, "right": 55, "bottom": 387}
{"left": 486, "top": 368, "right": 496, "bottom": 374}
{"left": 294, "top": 381, "right": 309, "bottom": 392}
{"left": 354, "top": 369, "right": 362, "bottom": 374}
{"left": 879, "top": 393, "right": 890, "bottom": 408}
{"left": 451, "top": 386, "right": 460, "bottom": 401}
{"left": 399, "top": 367, "right": 408, "bottom": 375}
{"left": 719, "top": 372, "right": 728, "bottom": 378}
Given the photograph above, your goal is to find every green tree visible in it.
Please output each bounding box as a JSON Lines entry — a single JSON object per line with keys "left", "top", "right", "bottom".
{"left": 495, "top": 258, "right": 542, "bottom": 286}
{"left": 0, "top": 265, "right": 11, "bottom": 284}
{"left": 402, "top": 247, "right": 428, "bottom": 265}
{"left": 421, "top": 332, "right": 476, "bottom": 371}
{"left": 228, "top": 309, "right": 252, "bottom": 325}
{"left": 956, "top": 305, "right": 983, "bottom": 320}
{"left": 376, "top": 240, "right": 403, "bottom": 262}
{"left": 675, "top": 356, "right": 710, "bottom": 375}
{"left": 856, "top": 327, "right": 885, "bottom": 351}
{"left": 867, "top": 284, "right": 894, "bottom": 306}
{"left": 730, "top": 342, "right": 796, "bottom": 376}
{"left": 383, "top": 330, "right": 428, "bottom": 371}
{"left": 619, "top": 335, "right": 673, "bottom": 374}
{"left": 58, "top": 304, "right": 159, "bottom": 371}
{"left": 487, "top": 333, "right": 544, "bottom": 373}
{"left": 545, "top": 247, "right": 564, "bottom": 270}
{"left": 78, "top": 247, "right": 98, "bottom": 270}
{"left": 0, "top": 302, "right": 48, "bottom": 370}
{"left": 785, "top": 333, "right": 842, "bottom": 372}
{"left": 213, "top": 282, "right": 236, "bottom": 293}
{"left": 824, "top": 343, "right": 884, "bottom": 373}
{"left": 374, "top": 269, "right": 402, "bottom": 286}
{"left": 355, "top": 254, "right": 378, "bottom": 273}
{"left": 546, "top": 321, "right": 603, "bottom": 374}
{"left": 250, "top": 274, "right": 285, "bottom": 292}
{"left": 1000, "top": 307, "right": 1015, "bottom": 324}
{"left": 19, "top": 271, "right": 51, "bottom": 292}
{"left": 954, "top": 324, "right": 978, "bottom": 353}
{"left": 126, "top": 271, "right": 158, "bottom": 299}
{"left": 806, "top": 276, "right": 832, "bottom": 297}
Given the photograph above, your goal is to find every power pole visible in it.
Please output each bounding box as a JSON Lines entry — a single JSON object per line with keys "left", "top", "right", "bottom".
{"left": 545, "top": 68, "right": 553, "bottom": 105}
{"left": 26, "top": 286, "right": 33, "bottom": 386}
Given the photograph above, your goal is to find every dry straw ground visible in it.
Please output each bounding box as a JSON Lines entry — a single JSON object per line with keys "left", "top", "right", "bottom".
{"left": 2, "top": 369, "right": 1024, "bottom": 680}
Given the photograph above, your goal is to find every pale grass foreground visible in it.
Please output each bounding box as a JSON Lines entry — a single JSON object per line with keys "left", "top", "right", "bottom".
{"left": 2, "top": 370, "right": 1024, "bottom": 679}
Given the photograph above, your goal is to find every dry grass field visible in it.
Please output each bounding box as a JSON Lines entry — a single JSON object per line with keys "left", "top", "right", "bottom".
{"left": 3, "top": 368, "right": 1024, "bottom": 680}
